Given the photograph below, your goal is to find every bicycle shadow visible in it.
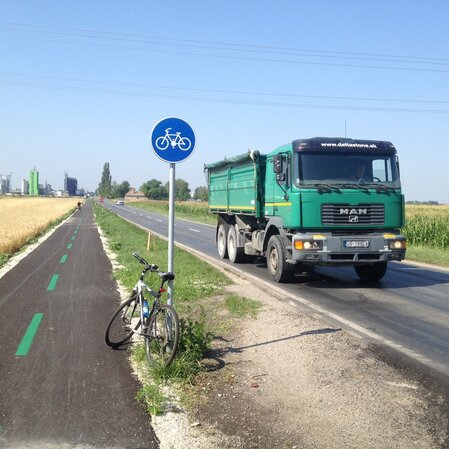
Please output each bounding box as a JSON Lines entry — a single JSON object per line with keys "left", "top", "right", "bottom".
{"left": 203, "top": 327, "right": 341, "bottom": 372}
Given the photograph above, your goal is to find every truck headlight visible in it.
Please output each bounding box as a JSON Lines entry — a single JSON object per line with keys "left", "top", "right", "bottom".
{"left": 383, "top": 234, "right": 406, "bottom": 250}
{"left": 389, "top": 240, "right": 406, "bottom": 250}
{"left": 294, "top": 239, "right": 323, "bottom": 251}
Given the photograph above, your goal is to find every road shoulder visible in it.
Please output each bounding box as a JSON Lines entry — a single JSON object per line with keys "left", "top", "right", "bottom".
{"left": 95, "top": 212, "right": 448, "bottom": 449}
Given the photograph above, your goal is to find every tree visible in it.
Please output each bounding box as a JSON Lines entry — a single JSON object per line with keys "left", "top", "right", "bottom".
{"left": 194, "top": 186, "right": 208, "bottom": 202}
{"left": 98, "top": 162, "right": 112, "bottom": 197}
{"left": 140, "top": 179, "right": 168, "bottom": 200}
{"left": 111, "top": 180, "right": 130, "bottom": 198}
{"left": 164, "top": 179, "right": 190, "bottom": 201}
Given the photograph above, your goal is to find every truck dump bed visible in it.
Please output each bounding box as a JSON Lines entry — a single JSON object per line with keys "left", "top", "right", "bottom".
{"left": 205, "top": 150, "right": 266, "bottom": 218}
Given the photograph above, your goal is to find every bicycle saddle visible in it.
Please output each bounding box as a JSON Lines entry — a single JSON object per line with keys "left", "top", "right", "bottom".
{"left": 159, "top": 272, "right": 175, "bottom": 281}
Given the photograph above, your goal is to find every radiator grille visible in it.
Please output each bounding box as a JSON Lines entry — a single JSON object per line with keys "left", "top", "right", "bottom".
{"left": 321, "top": 204, "right": 385, "bottom": 225}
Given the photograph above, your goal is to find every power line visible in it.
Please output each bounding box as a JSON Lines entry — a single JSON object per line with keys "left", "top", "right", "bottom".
{"left": 2, "top": 79, "right": 449, "bottom": 114}
{"left": 2, "top": 72, "right": 449, "bottom": 105}
{"left": 1, "top": 22, "right": 449, "bottom": 74}
{"left": 1, "top": 20, "right": 448, "bottom": 64}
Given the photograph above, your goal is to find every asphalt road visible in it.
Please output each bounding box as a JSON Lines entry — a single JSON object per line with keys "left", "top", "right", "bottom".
{"left": 0, "top": 203, "right": 158, "bottom": 448}
{"left": 108, "top": 200, "right": 449, "bottom": 382}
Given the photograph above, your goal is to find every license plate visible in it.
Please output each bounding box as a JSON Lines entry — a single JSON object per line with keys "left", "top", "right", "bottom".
{"left": 343, "top": 239, "right": 370, "bottom": 249}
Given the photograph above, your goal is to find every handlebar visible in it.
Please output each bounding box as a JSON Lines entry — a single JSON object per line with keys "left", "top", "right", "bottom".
{"left": 132, "top": 252, "right": 157, "bottom": 270}
{"left": 132, "top": 252, "right": 175, "bottom": 282}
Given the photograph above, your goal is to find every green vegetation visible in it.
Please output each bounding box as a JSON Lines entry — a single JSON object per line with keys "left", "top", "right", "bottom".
{"left": 129, "top": 200, "right": 216, "bottom": 225}
{"left": 140, "top": 178, "right": 192, "bottom": 201}
{"left": 405, "top": 245, "right": 449, "bottom": 267}
{"left": 136, "top": 383, "right": 167, "bottom": 416}
{"left": 93, "top": 203, "right": 227, "bottom": 306}
{"left": 402, "top": 205, "right": 449, "bottom": 267}
{"left": 225, "top": 294, "right": 262, "bottom": 318}
{"left": 403, "top": 205, "right": 449, "bottom": 249}
{"left": 93, "top": 203, "right": 244, "bottom": 414}
{"left": 97, "top": 162, "right": 130, "bottom": 198}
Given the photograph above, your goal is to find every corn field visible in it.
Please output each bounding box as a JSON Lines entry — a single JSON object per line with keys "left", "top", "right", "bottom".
{"left": 403, "top": 205, "right": 449, "bottom": 249}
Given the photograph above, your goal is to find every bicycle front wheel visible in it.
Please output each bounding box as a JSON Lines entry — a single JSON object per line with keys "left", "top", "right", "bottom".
{"left": 145, "top": 304, "right": 179, "bottom": 367}
{"left": 105, "top": 294, "right": 141, "bottom": 348}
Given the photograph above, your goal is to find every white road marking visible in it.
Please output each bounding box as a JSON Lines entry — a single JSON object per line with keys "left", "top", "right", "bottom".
{"left": 189, "top": 228, "right": 200, "bottom": 233}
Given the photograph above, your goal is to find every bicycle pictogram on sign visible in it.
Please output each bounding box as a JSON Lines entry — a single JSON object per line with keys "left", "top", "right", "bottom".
{"left": 155, "top": 128, "right": 192, "bottom": 151}
{"left": 151, "top": 117, "right": 195, "bottom": 164}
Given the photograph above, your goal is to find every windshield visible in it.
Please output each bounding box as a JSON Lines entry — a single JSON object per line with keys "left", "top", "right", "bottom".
{"left": 293, "top": 152, "right": 400, "bottom": 187}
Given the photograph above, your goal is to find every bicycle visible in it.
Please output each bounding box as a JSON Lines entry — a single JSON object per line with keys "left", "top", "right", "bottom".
{"left": 105, "top": 252, "right": 180, "bottom": 368}
{"left": 155, "top": 128, "right": 192, "bottom": 151}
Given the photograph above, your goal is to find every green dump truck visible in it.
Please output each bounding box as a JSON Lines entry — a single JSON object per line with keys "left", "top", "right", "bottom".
{"left": 204, "top": 137, "right": 406, "bottom": 283}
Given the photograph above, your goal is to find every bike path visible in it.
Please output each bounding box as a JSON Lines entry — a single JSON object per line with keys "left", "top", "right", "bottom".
{"left": 0, "top": 203, "right": 158, "bottom": 448}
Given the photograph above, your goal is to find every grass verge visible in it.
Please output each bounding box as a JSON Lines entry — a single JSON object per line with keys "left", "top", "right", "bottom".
{"left": 127, "top": 200, "right": 216, "bottom": 225}
{"left": 405, "top": 245, "right": 449, "bottom": 268}
{"left": 93, "top": 203, "right": 261, "bottom": 416}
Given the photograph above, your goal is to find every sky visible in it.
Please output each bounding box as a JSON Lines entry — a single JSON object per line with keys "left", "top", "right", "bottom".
{"left": 1, "top": 1, "right": 449, "bottom": 202}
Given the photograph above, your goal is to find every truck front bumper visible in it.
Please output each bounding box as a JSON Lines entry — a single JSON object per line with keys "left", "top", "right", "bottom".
{"left": 291, "top": 232, "right": 406, "bottom": 265}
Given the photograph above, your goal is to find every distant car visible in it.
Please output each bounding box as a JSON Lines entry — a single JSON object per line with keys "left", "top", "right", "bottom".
{"left": 116, "top": 200, "right": 124, "bottom": 206}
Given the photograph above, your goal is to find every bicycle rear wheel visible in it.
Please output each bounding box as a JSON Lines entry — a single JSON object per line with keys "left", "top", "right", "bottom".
{"left": 145, "top": 304, "right": 179, "bottom": 367}
{"left": 105, "top": 294, "right": 141, "bottom": 348}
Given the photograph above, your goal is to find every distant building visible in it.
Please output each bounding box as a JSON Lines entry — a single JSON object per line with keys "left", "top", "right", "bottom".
{"left": 64, "top": 172, "right": 78, "bottom": 196}
{"left": 0, "top": 174, "right": 11, "bottom": 194}
{"left": 29, "top": 169, "right": 39, "bottom": 196}
{"left": 21, "top": 178, "right": 29, "bottom": 195}
{"left": 44, "top": 182, "right": 52, "bottom": 196}
{"left": 125, "top": 188, "right": 146, "bottom": 200}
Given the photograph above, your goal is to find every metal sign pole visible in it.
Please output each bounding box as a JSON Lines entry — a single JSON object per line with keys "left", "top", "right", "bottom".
{"left": 151, "top": 117, "right": 195, "bottom": 308}
{"left": 167, "top": 162, "right": 175, "bottom": 306}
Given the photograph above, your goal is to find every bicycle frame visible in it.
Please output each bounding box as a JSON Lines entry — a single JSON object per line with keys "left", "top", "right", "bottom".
{"left": 163, "top": 128, "right": 182, "bottom": 147}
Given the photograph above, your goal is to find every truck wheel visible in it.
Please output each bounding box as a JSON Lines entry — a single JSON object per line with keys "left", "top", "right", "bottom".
{"left": 227, "top": 226, "right": 246, "bottom": 263}
{"left": 217, "top": 223, "right": 229, "bottom": 259}
{"left": 354, "top": 262, "right": 387, "bottom": 282}
{"left": 266, "top": 235, "right": 295, "bottom": 283}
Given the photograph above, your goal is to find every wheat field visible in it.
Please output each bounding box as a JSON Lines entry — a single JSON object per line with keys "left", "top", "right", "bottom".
{"left": 0, "top": 197, "right": 77, "bottom": 254}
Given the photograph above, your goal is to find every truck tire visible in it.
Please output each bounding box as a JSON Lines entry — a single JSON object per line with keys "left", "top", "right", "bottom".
{"left": 354, "top": 262, "right": 387, "bottom": 282}
{"left": 217, "top": 223, "right": 229, "bottom": 259}
{"left": 266, "top": 235, "right": 295, "bottom": 282}
{"left": 227, "top": 226, "right": 246, "bottom": 263}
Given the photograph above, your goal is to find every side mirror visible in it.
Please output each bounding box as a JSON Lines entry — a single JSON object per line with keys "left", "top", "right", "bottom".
{"left": 273, "top": 154, "right": 283, "bottom": 173}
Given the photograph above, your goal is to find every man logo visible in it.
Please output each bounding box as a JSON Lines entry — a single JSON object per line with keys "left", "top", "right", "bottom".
{"left": 339, "top": 208, "right": 368, "bottom": 215}
{"left": 349, "top": 216, "right": 359, "bottom": 223}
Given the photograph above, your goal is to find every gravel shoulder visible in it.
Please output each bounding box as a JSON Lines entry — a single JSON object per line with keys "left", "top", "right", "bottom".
{"left": 153, "top": 267, "right": 449, "bottom": 449}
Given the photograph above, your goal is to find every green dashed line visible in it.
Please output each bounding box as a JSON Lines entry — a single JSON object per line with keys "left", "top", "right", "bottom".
{"left": 47, "top": 274, "right": 59, "bottom": 291}
{"left": 67, "top": 243, "right": 72, "bottom": 249}
{"left": 71, "top": 236, "right": 76, "bottom": 241}
{"left": 60, "top": 254, "right": 68, "bottom": 264}
{"left": 74, "top": 230, "right": 78, "bottom": 234}
{"left": 16, "top": 313, "right": 44, "bottom": 356}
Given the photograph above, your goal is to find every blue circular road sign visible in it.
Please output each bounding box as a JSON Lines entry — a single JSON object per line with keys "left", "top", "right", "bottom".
{"left": 151, "top": 117, "right": 196, "bottom": 163}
